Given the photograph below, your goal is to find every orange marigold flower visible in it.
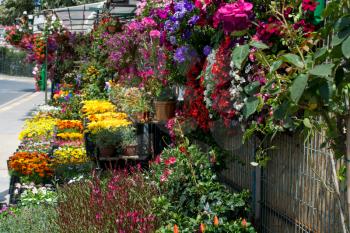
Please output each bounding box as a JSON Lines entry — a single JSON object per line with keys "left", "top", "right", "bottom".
{"left": 214, "top": 216, "right": 219, "bottom": 226}
{"left": 200, "top": 223, "right": 206, "bottom": 233}
{"left": 173, "top": 224, "right": 179, "bottom": 233}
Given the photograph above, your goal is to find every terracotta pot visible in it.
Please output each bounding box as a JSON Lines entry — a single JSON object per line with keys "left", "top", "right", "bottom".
{"left": 99, "top": 145, "right": 115, "bottom": 157}
{"left": 154, "top": 101, "right": 176, "bottom": 121}
{"left": 134, "top": 112, "right": 150, "bottom": 122}
{"left": 124, "top": 145, "right": 137, "bottom": 156}
{"left": 107, "top": 25, "right": 117, "bottom": 33}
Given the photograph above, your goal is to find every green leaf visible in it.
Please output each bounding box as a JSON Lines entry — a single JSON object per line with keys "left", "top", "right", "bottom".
{"left": 232, "top": 44, "right": 250, "bottom": 70}
{"left": 249, "top": 41, "right": 269, "bottom": 50}
{"left": 244, "top": 81, "right": 260, "bottom": 95}
{"left": 243, "top": 97, "right": 259, "bottom": 118}
{"left": 309, "top": 64, "right": 334, "bottom": 77}
{"left": 342, "top": 36, "right": 350, "bottom": 59}
{"left": 319, "top": 81, "right": 333, "bottom": 104}
{"left": 331, "top": 29, "right": 350, "bottom": 46}
{"left": 314, "top": 47, "right": 327, "bottom": 60}
{"left": 273, "top": 101, "right": 289, "bottom": 120}
{"left": 334, "top": 15, "right": 350, "bottom": 32}
{"left": 289, "top": 74, "right": 308, "bottom": 103}
{"left": 281, "top": 54, "right": 304, "bottom": 68}
{"left": 303, "top": 118, "right": 312, "bottom": 128}
{"left": 270, "top": 60, "right": 283, "bottom": 73}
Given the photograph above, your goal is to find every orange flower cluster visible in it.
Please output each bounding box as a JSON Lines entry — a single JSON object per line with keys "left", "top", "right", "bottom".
{"left": 33, "top": 35, "right": 46, "bottom": 63}
{"left": 8, "top": 152, "right": 53, "bottom": 178}
{"left": 57, "top": 120, "right": 83, "bottom": 131}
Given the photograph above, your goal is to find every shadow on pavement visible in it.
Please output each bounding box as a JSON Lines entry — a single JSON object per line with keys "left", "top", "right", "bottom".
{"left": 0, "top": 189, "right": 9, "bottom": 203}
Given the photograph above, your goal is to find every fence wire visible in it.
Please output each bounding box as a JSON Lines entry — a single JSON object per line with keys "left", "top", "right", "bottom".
{"left": 218, "top": 128, "right": 347, "bottom": 233}
{"left": 0, "top": 47, "right": 33, "bottom": 77}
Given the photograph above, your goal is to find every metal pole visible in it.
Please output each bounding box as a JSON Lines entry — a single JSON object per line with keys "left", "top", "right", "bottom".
{"left": 44, "top": 35, "right": 48, "bottom": 104}
{"left": 346, "top": 115, "right": 350, "bottom": 226}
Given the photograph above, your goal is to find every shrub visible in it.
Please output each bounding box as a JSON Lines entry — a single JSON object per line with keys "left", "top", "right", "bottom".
{"left": 0, "top": 205, "right": 59, "bottom": 233}
{"left": 56, "top": 168, "right": 159, "bottom": 233}
{"left": 149, "top": 143, "right": 256, "bottom": 232}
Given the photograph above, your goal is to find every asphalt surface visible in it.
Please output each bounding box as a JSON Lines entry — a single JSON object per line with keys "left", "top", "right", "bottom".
{"left": 0, "top": 80, "right": 36, "bottom": 106}
{"left": 0, "top": 75, "right": 44, "bottom": 204}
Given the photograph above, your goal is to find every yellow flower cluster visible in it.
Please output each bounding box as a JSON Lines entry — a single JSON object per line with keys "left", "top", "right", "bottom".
{"left": 87, "top": 119, "right": 131, "bottom": 134}
{"left": 87, "top": 112, "right": 128, "bottom": 122}
{"left": 86, "top": 66, "right": 100, "bottom": 77}
{"left": 52, "top": 146, "right": 88, "bottom": 165}
{"left": 56, "top": 132, "right": 84, "bottom": 141}
{"left": 82, "top": 100, "right": 116, "bottom": 115}
{"left": 19, "top": 115, "right": 57, "bottom": 141}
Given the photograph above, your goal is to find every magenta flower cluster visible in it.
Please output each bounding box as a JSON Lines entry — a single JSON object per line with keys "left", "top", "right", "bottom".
{"left": 213, "top": 0, "right": 254, "bottom": 33}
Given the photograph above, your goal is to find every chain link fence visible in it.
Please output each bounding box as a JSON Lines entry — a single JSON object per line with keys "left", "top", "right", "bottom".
{"left": 0, "top": 47, "right": 33, "bottom": 77}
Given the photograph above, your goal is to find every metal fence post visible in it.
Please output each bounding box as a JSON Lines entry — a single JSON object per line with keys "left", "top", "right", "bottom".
{"left": 346, "top": 115, "right": 350, "bottom": 226}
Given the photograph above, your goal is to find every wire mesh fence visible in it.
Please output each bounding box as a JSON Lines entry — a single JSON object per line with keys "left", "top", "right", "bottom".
{"left": 217, "top": 128, "right": 347, "bottom": 233}
{"left": 0, "top": 47, "right": 33, "bottom": 77}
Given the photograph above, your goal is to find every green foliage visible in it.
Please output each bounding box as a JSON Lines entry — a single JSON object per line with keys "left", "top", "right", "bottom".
{"left": 232, "top": 44, "right": 250, "bottom": 70}
{"left": 150, "top": 144, "right": 255, "bottom": 232}
{"left": 0, "top": 206, "right": 59, "bottom": 233}
{"left": 289, "top": 74, "right": 308, "bottom": 103}
{"left": 95, "top": 128, "right": 124, "bottom": 148}
{"left": 121, "top": 125, "right": 137, "bottom": 147}
{"left": 82, "top": 84, "right": 108, "bottom": 101}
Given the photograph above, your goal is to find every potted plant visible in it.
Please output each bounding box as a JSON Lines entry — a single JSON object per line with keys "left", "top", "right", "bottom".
{"left": 121, "top": 126, "right": 138, "bottom": 156}
{"left": 154, "top": 87, "right": 177, "bottom": 121}
{"left": 117, "top": 87, "right": 152, "bottom": 122}
{"left": 95, "top": 129, "right": 122, "bottom": 157}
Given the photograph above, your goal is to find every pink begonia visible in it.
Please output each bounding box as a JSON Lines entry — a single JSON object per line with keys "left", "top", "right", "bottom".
{"left": 213, "top": 0, "right": 253, "bottom": 33}
{"left": 164, "top": 156, "right": 177, "bottom": 166}
{"left": 150, "top": 30, "right": 161, "bottom": 38}
{"left": 195, "top": 0, "right": 212, "bottom": 10}
{"left": 142, "top": 17, "right": 157, "bottom": 27}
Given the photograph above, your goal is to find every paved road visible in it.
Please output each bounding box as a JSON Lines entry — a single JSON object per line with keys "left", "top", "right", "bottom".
{"left": 0, "top": 75, "right": 44, "bottom": 204}
{"left": 0, "top": 79, "right": 35, "bottom": 106}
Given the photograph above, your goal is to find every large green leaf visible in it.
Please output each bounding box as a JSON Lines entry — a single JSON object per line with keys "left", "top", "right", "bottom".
{"left": 244, "top": 81, "right": 260, "bottom": 95}
{"left": 314, "top": 47, "right": 327, "bottom": 60}
{"left": 319, "top": 81, "right": 334, "bottom": 104}
{"left": 331, "top": 29, "right": 350, "bottom": 46}
{"left": 342, "top": 36, "right": 350, "bottom": 59}
{"left": 270, "top": 60, "right": 283, "bottom": 73}
{"left": 289, "top": 74, "right": 308, "bottom": 103}
{"left": 232, "top": 44, "right": 250, "bottom": 70}
{"left": 281, "top": 54, "right": 304, "bottom": 68}
{"left": 243, "top": 97, "right": 260, "bottom": 119}
{"left": 273, "top": 101, "right": 289, "bottom": 120}
{"left": 334, "top": 15, "right": 350, "bottom": 32}
{"left": 309, "top": 64, "right": 334, "bottom": 77}
{"left": 249, "top": 41, "right": 269, "bottom": 50}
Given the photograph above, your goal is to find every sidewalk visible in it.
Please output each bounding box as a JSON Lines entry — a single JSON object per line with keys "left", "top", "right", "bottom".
{"left": 0, "top": 91, "right": 45, "bottom": 204}
{"left": 0, "top": 74, "right": 33, "bottom": 83}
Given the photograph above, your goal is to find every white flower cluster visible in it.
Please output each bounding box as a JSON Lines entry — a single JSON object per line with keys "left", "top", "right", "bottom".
{"left": 203, "top": 49, "right": 217, "bottom": 119}
{"left": 34, "top": 104, "right": 61, "bottom": 115}
{"left": 16, "top": 183, "right": 57, "bottom": 206}
{"left": 229, "top": 55, "right": 247, "bottom": 116}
